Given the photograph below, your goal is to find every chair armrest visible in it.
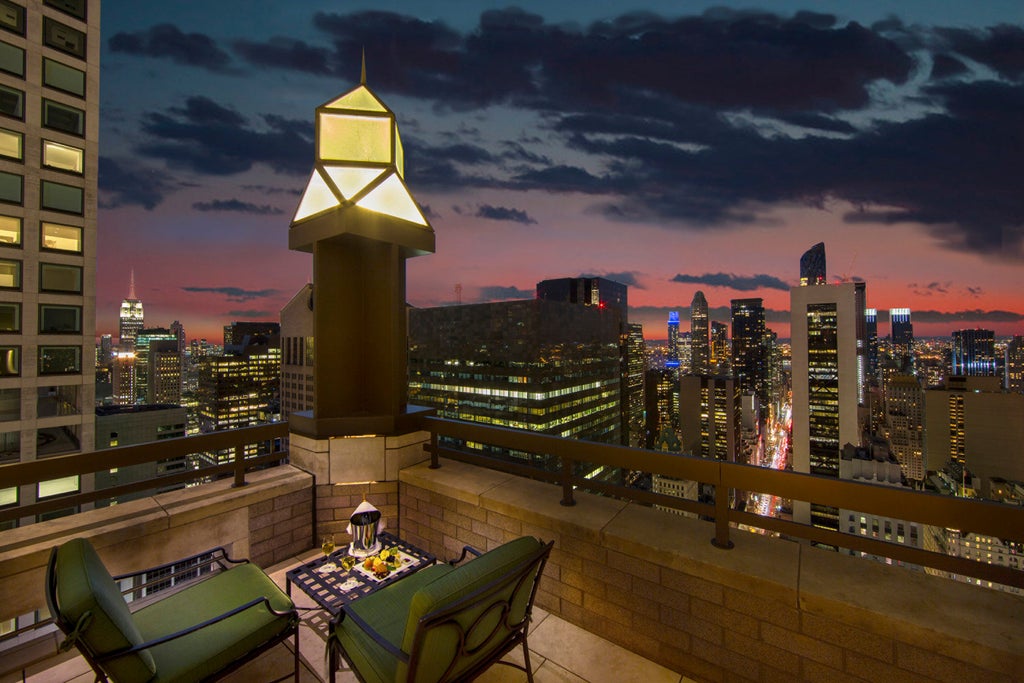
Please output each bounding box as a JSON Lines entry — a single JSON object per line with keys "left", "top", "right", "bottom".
{"left": 95, "top": 596, "right": 297, "bottom": 663}
{"left": 336, "top": 605, "right": 410, "bottom": 662}
{"left": 447, "top": 545, "right": 483, "bottom": 566}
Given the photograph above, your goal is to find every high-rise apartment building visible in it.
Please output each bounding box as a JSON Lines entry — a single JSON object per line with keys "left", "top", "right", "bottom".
{"left": 884, "top": 373, "right": 925, "bottom": 483}
{"left": 118, "top": 272, "right": 143, "bottom": 347}
{"left": 1008, "top": 335, "right": 1024, "bottom": 394}
{"left": 951, "top": 329, "right": 996, "bottom": 377}
{"left": 791, "top": 279, "right": 866, "bottom": 530}
{"left": 0, "top": 0, "right": 98, "bottom": 519}
{"left": 690, "top": 290, "right": 710, "bottom": 374}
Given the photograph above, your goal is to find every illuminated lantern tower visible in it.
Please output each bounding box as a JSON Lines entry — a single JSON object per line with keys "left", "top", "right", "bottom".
{"left": 289, "top": 60, "right": 435, "bottom": 445}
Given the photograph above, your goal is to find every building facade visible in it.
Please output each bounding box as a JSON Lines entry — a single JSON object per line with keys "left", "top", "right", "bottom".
{"left": 951, "top": 328, "right": 996, "bottom": 377}
{"left": 690, "top": 291, "right": 710, "bottom": 375}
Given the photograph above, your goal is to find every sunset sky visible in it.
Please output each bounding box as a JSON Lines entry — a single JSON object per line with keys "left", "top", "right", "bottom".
{"left": 97, "top": 1, "right": 1024, "bottom": 342}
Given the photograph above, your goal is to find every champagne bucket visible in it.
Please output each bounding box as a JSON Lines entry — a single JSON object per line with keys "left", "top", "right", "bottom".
{"left": 350, "top": 509, "right": 381, "bottom": 555}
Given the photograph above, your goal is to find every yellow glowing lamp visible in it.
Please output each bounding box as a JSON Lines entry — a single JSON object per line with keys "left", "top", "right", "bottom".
{"left": 290, "top": 58, "right": 433, "bottom": 256}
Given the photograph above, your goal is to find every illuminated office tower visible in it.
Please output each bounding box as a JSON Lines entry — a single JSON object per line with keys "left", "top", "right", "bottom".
{"left": 799, "top": 242, "right": 827, "bottom": 286}
{"left": 0, "top": 0, "right": 99, "bottom": 519}
{"left": 118, "top": 271, "right": 144, "bottom": 348}
{"left": 678, "top": 331, "right": 691, "bottom": 374}
{"left": 644, "top": 368, "right": 679, "bottom": 449}
{"left": 731, "top": 298, "right": 767, "bottom": 409}
{"left": 409, "top": 299, "right": 622, "bottom": 465}
{"left": 147, "top": 340, "right": 181, "bottom": 405}
{"left": 884, "top": 374, "right": 925, "bottom": 482}
{"left": 791, "top": 280, "right": 865, "bottom": 530}
{"left": 666, "top": 312, "right": 680, "bottom": 369}
{"left": 690, "top": 291, "right": 710, "bottom": 374}
{"left": 679, "top": 375, "right": 740, "bottom": 462}
{"left": 890, "top": 308, "right": 914, "bottom": 372}
{"left": 951, "top": 329, "right": 996, "bottom": 376}
{"left": 111, "top": 350, "right": 135, "bottom": 406}
{"left": 134, "top": 327, "right": 176, "bottom": 403}
{"left": 1008, "top": 336, "right": 1024, "bottom": 393}
{"left": 710, "top": 321, "right": 729, "bottom": 374}
{"left": 625, "top": 323, "right": 646, "bottom": 448}
{"left": 865, "top": 308, "right": 878, "bottom": 377}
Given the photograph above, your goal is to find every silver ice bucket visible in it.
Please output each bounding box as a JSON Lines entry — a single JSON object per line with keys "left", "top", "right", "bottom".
{"left": 349, "top": 508, "right": 382, "bottom": 555}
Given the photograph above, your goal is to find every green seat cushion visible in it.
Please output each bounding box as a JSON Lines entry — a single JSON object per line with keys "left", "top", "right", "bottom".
{"left": 53, "top": 538, "right": 157, "bottom": 682}
{"left": 132, "top": 563, "right": 295, "bottom": 683}
{"left": 401, "top": 536, "right": 544, "bottom": 681}
{"left": 334, "top": 563, "right": 456, "bottom": 683}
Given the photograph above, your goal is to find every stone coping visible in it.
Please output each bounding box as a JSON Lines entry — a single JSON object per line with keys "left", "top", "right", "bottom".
{"left": 400, "top": 459, "right": 1024, "bottom": 665}
{"left": 0, "top": 466, "right": 312, "bottom": 623}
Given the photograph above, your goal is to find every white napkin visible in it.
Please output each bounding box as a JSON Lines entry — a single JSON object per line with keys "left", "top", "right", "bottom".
{"left": 346, "top": 499, "right": 384, "bottom": 535}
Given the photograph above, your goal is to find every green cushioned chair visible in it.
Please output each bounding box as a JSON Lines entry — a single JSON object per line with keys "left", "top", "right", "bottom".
{"left": 328, "top": 535, "right": 553, "bottom": 683}
{"left": 45, "top": 537, "right": 300, "bottom": 683}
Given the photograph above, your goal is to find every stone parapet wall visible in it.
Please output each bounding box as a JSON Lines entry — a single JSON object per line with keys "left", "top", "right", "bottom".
{"left": 398, "top": 460, "right": 1024, "bottom": 683}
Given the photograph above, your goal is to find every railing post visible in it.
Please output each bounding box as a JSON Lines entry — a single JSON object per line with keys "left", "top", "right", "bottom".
{"left": 710, "top": 464, "right": 733, "bottom": 549}
{"left": 428, "top": 430, "right": 440, "bottom": 469}
{"left": 232, "top": 444, "right": 246, "bottom": 488}
{"left": 560, "top": 457, "right": 575, "bottom": 506}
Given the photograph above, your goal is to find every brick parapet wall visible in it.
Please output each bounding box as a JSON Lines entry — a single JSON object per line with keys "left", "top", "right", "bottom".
{"left": 313, "top": 480, "right": 400, "bottom": 548}
{"left": 398, "top": 460, "right": 1024, "bottom": 683}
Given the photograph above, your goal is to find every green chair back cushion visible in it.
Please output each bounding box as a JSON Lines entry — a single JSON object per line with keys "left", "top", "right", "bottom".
{"left": 52, "top": 538, "right": 157, "bottom": 682}
{"left": 400, "top": 536, "right": 545, "bottom": 681}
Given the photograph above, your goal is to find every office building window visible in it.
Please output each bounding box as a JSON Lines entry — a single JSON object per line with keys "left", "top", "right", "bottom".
{"left": 0, "top": 345, "right": 17, "bottom": 376}
{"left": 0, "top": 385, "right": 16, "bottom": 420}
{"left": 0, "top": 40, "right": 23, "bottom": 76}
{"left": 0, "top": 83, "right": 21, "bottom": 119}
{"left": 0, "top": 302, "right": 18, "bottom": 332}
{"left": 0, "top": 215, "right": 19, "bottom": 246}
{"left": 39, "top": 345, "right": 80, "bottom": 374}
{"left": 42, "top": 140, "right": 83, "bottom": 173}
{"left": 41, "top": 179, "right": 82, "bottom": 214}
{"left": 39, "top": 304, "right": 81, "bottom": 333}
{"left": 43, "top": 58, "right": 85, "bottom": 97}
{"left": 44, "top": 0, "right": 86, "bottom": 21}
{"left": 0, "top": 485, "right": 15, "bottom": 505}
{"left": 40, "top": 262, "right": 81, "bottom": 293}
{"left": 0, "top": 257, "right": 18, "bottom": 288}
{"left": 38, "top": 475, "right": 79, "bottom": 498}
{"left": 0, "top": 170, "right": 20, "bottom": 204}
{"left": 41, "top": 221, "right": 80, "bottom": 252}
{"left": 42, "top": 99, "right": 83, "bottom": 135}
{"left": 0, "top": 2, "right": 25, "bottom": 35}
{"left": 0, "top": 127, "right": 21, "bottom": 159}
{"left": 42, "top": 17, "right": 85, "bottom": 59}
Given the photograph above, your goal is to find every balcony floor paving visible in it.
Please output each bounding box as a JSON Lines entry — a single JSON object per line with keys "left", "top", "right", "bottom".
{"left": 22, "top": 549, "right": 695, "bottom": 683}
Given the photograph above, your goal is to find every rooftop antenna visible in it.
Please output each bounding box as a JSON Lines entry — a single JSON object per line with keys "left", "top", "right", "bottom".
{"left": 128, "top": 269, "right": 136, "bottom": 299}
{"left": 360, "top": 47, "right": 366, "bottom": 85}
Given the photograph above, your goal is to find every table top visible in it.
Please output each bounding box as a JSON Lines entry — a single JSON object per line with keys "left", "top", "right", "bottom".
{"left": 285, "top": 531, "right": 436, "bottom": 615}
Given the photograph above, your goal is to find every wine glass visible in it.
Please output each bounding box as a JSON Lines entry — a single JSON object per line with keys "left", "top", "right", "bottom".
{"left": 320, "top": 534, "right": 336, "bottom": 572}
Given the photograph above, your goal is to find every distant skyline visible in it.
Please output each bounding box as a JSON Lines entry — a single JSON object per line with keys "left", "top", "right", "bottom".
{"left": 98, "top": 1, "right": 1024, "bottom": 341}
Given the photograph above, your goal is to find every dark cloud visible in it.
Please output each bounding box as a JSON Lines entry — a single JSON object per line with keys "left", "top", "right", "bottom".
{"left": 671, "top": 272, "right": 791, "bottom": 292}
{"left": 912, "top": 309, "right": 1024, "bottom": 324}
{"left": 192, "top": 199, "right": 284, "bottom": 215}
{"left": 579, "top": 272, "right": 643, "bottom": 289}
{"left": 476, "top": 204, "right": 536, "bottom": 224}
{"left": 938, "top": 24, "right": 1024, "bottom": 79}
{"left": 232, "top": 38, "right": 332, "bottom": 74}
{"left": 98, "top": 157, "right": 174, "bottom": 210}
{"left": 478, "top": 285, "right": 533, "bottom": 301}
{"left": 182, "top": 286, "right": 281, "bottom": 302}
{"left": 138, "top": 96, "right": 313, "bottom": 176}
{"left": 630, "top": 304, "right": 790, "bottom": 326}
{"left": 109, "top": 24, "right": 232, "bottom": 71}
{"left": 908, "top": 281, "right": 951, "bottom": 296}
{"left": 227, "top": 309, "right": 275, "bottom": 318}
{"left": 240, "top": 184, "right": 302, "bottom": 196}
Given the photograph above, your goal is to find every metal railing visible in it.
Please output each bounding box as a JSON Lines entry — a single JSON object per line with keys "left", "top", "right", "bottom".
{"left": 420, "top": 415, "right": 1024, "bottom": 590}
{"left": 0, "top": 423, "right": 290, "bottom": 524}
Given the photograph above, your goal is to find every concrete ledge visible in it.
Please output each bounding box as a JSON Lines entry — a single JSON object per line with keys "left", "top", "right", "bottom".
{"left": 400, "top": 460, "right": 1024, "bottom": 682}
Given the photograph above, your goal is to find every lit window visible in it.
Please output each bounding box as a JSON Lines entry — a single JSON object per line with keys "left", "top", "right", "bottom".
{"left": 38, "top": 475, "right": 78, "bottom": 498}
{"left": 0, "top": 127, "right": 21, "bottom": 159}
{"left": 41, "top": 221, "right": 81, "bottom": 252}
{"left": 0, "top": 257, "right": 19, "bottom": 288}
{"left": 0, "top": 346, "right": 17, "bottom": 375}
{"left": 0, "top": 486, "right": 15, "bottom": 506}
{"left": 42, "top": 140, "right": 83, "bottom": 173}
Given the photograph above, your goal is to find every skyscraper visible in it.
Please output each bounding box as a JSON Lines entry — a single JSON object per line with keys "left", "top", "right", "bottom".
{"left": 710, "top": 321, "right": 729, "bottom": 374}
{"left": 1008, "top": 336, "right": 1024, "bottom": 394}
{"left": 625, "top": 323, "right": 646, "bottom": 448}
{"left": 865, "top": 308, "right": 879, "bottom": 377}
{"left": 134, "top": 327, "right": 176, "bottom": 404}
{"left": 731, "top": 298, "right": 767, "bottom": 408}
{"left": 884, "top": 373, "right": 925, "bottom": 483}
{"left": 791, "top": 280, "right": 865, "bottom": 530}
{"left": 951, "top": 329, "right": 996, "bottom": 376}
{"left": 690, "top": 291, "right": 710, "bottom": 374}
{"left": 890, "top": 307, "right": 914, "bottom": 372}
{"left": 799, "top": 242, "right": 827, "bottom": 286}
{"left": 118, "top": 271, "right": 144, "bottom": 348}
{"left": 666, "top": 311, "right": 680, "bottom": 369}
{"left": 0, "top": 0, "right": 98, "bottom": 512}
